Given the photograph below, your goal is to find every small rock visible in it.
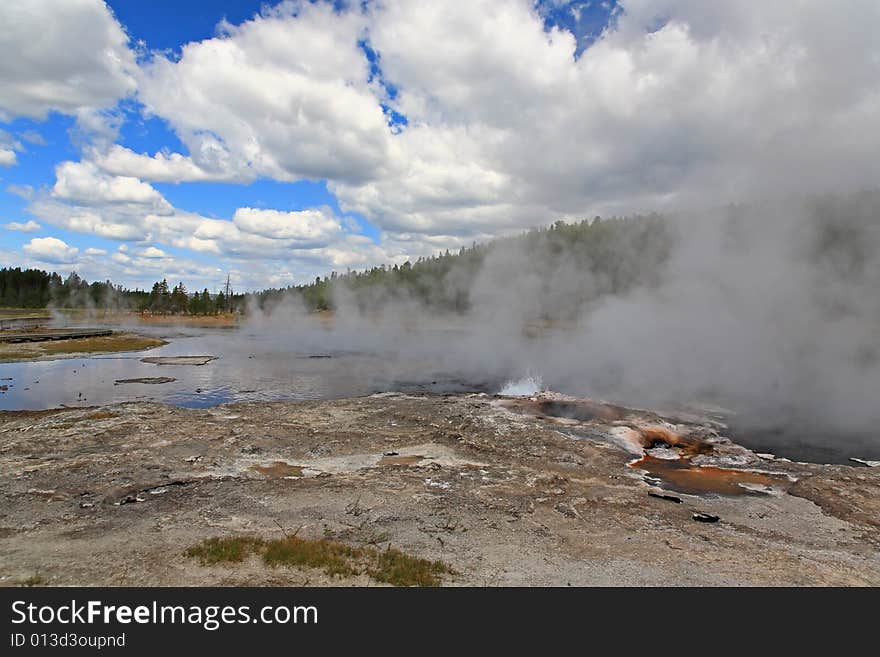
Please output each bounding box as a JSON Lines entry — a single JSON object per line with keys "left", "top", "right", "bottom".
{"left": 554, "top": 503, "right": 580, "bottom": 519}
{"left": 115, "top": 377, "right": 175, "bottom": 385}
{"left": 692, "top": 512, "right": 720, "bottom": 523}
{"left": 116, "top": 494, "right": 146, "bottom": 505}
{"left": 649, "top": 492, "right": 682, "bottom": 504}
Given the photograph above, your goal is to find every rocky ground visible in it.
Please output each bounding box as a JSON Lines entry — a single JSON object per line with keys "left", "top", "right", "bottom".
{"left": 0, "top": 392, "right": 878, "bottom": 586}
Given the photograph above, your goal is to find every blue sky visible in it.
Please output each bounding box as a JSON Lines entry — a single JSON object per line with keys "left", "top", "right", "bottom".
{"left": 0, "top": 0, "right": 619, "bottom": 292}
{"left": 1, "top": 0, "right": 874, "bottom": 291}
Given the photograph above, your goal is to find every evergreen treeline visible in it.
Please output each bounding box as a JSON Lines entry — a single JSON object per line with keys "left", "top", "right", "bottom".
{"left": 142, "top": 279, "right": 245, "bottom": 314}
{"left": 0, "top": 268, "right": 243, "bottom": 314}
{"left": 0, "top": 269, "right": 135, "bottom": 309}
{"left": 254, "top": 214, "right": 672, "bottom": 318}
{"left": 4, "top": 214, "right": 673, "bottom": 317}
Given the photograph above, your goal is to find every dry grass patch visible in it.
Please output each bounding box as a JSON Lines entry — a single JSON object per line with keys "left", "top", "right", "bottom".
{"left": 85, "top": 411, "right": 117, "bottom": 420}
{"left": 368, "top": 547, "right": 454, "bottom": 587}
{"left": 185, "top": 536, "right": 266, "bottom": 565}
{"left": 263, "top": 536, "right": 363, "bottom": 578}
{"left": 186, "top": 535, "right": 455, "bottom": 586}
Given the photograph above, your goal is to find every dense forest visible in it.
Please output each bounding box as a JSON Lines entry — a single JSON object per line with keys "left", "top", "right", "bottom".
{"left": 3, "top": 214, "right": 671, "bottom": 317}
{"left": 0, "top": 268, "right": 245, "bottom": 314}
{"left": 254, "top": 214, "right": 672, "bottom": 319}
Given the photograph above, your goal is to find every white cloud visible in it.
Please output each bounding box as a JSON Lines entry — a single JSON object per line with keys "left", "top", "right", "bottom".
{"left": 0, "top": 148, "right": 16, "bottom": 167}
{"left": 133, "top": 1, "right": 389, "bottom": 185}
{"left": 92, "top": 145, "right": 246, "bottom": 183}
{"left": 232, "top": 207, "right": 342, "bottom": 245}
{"left": 137, "top": 246, "right": 167, "bottom": 258}
{"left": 52, "top": 161, "right": 171, "bottom": 209}
{"left": 0, "top": 0, "right": 136, "bottom": 121}
{"left": 6, "top": 184, "right": 34, "bottom": 200}
{"left": 28, "top": 198, "right": 150, "bottom": 241}
{"left": 9, "top": 0, "right": 880, "bottom": 288}
{"left": 3, "top": 220, "right": 41, "bottom": 232}
{"left": 84, "top": 247, "right": 107, "bottom": 256}
{"left": 26, "top": 156, "right": 373, "bottom": 280}
{"left": 118, "top": 0, "right": 880, "bottom": 248}
{"left": 22, "top": 236, "right": 79, "bottom": 263}
{"left": 0, "top": 129, "right": 22, "bottom": 167}
{"left": 332, "top": 0, "right": 880, "bottom": 235}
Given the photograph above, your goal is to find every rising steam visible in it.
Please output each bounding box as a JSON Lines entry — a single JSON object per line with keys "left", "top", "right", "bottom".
{"left": 248, "top": 192, "right": 880, "bottom": 457}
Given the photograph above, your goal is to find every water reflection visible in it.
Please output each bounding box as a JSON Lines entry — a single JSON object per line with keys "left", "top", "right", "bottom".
{"left": 0, "top": 328, "right": 493, "bottom": 411}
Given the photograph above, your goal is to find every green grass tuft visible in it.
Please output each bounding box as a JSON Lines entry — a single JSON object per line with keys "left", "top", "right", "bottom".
{"left": 21, "top": 572, "right": 47, "bottom": 587}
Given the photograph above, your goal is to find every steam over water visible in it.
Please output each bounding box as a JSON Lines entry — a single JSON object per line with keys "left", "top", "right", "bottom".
{"left": 2, "top": 194, "right": 879, "bottom": 464}
{"left": 0, "top": 326, "right": 497, "bottom": 411}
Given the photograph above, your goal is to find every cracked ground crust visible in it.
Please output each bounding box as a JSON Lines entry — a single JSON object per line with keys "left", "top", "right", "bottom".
{"left": 0, "top": 393, "right": 878, "bottom": 586}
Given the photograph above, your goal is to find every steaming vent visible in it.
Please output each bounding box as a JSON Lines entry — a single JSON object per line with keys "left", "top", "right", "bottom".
{"left": 498, "top": 375, "right": 543, "bottom": 396}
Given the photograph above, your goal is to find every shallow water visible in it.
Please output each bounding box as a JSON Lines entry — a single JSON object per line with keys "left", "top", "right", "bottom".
{"left": 0, "top": 327, "right": 492, "bottom": 411}
{"left": 1, "top": 325, "right": 877, "bottom": 464}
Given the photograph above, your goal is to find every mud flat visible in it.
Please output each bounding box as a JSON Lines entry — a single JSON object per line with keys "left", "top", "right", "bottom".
{"left": 0, "top": 332, "right": 166, "bottom": 362}
{"left": 0, "top": 392, "right": 878, "bottom": 586}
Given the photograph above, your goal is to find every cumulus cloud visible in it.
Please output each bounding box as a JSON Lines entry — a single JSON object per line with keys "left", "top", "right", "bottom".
{"left": 28, "top": 197, "right": 150, "bottom": 241}
{"left": 26, "top": 156, "right": 378, "bottom": 283}
{"left": 22, "top": 236, "right": 79, "bottom": 263}
{"left": 3, "top": 220, "right": 41, "bottom": 232}
{"left": 0, "top": 0, "right": 136, "bottom": 121}
{"left": 112, "top": 0, "right": 880, "bottom": 248}
{"left": 232, "top": 207, "right": 343, "bottom": 245}
{"left": 9, "top": 0, "right": 880, "bottom": 288}
{"left": 335, "top": 0, "right": 880, "bottom": 235}
{"left": 137, "top": 246, "right": 167, "bottom": 258}
{"left": 52, "top": 161, "right": 172, "bottom": 209}
{"left": 92, "top": 145, "right": 246, "bottom": 183}
{"left": 134, "top": 1, "right": 389, "bottom": 185}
